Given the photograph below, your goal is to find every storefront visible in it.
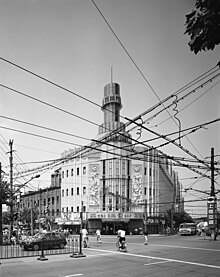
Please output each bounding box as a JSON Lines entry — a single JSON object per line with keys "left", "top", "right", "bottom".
{"left": 55, "top": 212, "right": 81, "bottom": 234}
{"left": 87, "top": 212, "right": 143, "bottom": 235}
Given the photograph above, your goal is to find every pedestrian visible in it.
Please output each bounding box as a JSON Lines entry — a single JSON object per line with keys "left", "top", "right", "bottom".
{"left": 96, "top": 228, "right": 102, "bottom": 243}
{"left": 144, "top": 228, "right": 149, "bottom": 245}
{"left": 82, "top": 227, "right": 90, "bottom": 248}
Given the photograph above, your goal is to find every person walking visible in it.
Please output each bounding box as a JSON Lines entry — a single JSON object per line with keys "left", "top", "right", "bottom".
{"left": 82, "top": 227, "right": 90, "bottom": 248}
{"left": 96, "top": 228, "right": 102, "bottom": 243}
{"left": 144, "top": 228, "right": 149, "bottom": 245}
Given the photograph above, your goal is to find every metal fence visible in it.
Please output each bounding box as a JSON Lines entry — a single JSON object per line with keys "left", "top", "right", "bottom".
{"left": 0, "top": 235, "right": 80, "bottom": 259}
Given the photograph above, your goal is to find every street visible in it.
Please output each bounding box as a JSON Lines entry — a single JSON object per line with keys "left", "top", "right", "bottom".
{"left": 1, "top": 234, "right": 220, "bottom": 277}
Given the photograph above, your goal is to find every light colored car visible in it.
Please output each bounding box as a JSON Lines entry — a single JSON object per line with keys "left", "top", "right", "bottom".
{"left": 179, "top": 223, "right": 197, "bottom": 235}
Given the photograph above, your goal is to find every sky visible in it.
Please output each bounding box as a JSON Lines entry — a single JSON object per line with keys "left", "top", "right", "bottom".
{"left": 0, "top": 0, "right": 220, "bottom": 217}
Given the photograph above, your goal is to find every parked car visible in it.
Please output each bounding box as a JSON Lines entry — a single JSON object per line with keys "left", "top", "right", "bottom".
{"left": 22, "top": 232, "right": 67, "bottom": 251}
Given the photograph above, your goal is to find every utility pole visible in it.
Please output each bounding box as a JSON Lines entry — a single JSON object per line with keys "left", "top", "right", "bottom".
{"left": 207, "top": 147, "right": 217, "bottom": 240}
{"left": 0, "top": 162, "right": 3, "bottom": 245}
{"left": 9, "top": 140, "right": 14, "bottom": 241}
{"left": 210, "top": 147, "right": 215, "bottom": 197}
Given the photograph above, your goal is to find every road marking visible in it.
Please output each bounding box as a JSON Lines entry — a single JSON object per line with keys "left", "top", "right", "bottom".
{"left": 129, "top": 242, "right": 220, "bottom": 252}
{"left": 144, "top": 261, "right": 171, "bottom": 266}
{"left": 85, "top": 248, "right": 220, "bottom": 269}
{"left": 150, "top": 244, "right": 220, "bottom": 252}
{"left": 65, "top": 274, "right": 83, "bottom": 277}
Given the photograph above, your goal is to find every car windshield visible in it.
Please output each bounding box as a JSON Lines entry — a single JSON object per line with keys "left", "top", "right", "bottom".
{"left": 33, "top": 233, "right": 46, "bottom": 239}
{"left": 180, "top": 223, "right": 195, "bottom": 228}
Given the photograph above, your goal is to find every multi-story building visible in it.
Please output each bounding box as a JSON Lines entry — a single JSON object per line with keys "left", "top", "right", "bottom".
{"left": 18, "top": 170, "right": 61, "bottom": 230}
{"left": 59, "top": 81, "right": 183, "bottom": 234}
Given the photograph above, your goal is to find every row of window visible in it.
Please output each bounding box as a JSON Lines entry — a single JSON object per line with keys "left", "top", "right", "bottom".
{"left": 61, "top": 187, "right": 154, "bottom": 198}
{"left": 21, "top": 196, "right": 59, "bottom": 209}
{"left": 44, "top": 209, "right": 60, "bottom": 216}
{"left": 62, "top": 206, "right": 86, "bottom": 213}
{"left": 62, "top": 166, "right": 87, "bottom": 178}
{"left": 62, "top": 187, "right": 86, "bottom": 197}
{"left": 145, "top": 187, "right": 155, "bottom": 196}
{"left": 62, "top": 166, "right": 156, "bottom": 179}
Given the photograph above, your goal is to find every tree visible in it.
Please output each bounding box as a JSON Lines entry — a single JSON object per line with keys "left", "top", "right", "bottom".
{"left": 185, "top": 0, "right": 220, "bottom": 54}
{"left": 164, "top": 209, "right": 194, "bottom": 229}
{"left": 0, "top": 181, "right": 11, "bottom": 205}
{"left": 19, "top": 207, "right": 39, "bottom": 228}
{"left": 2, "top": 211, "right": 11, "bottom": 225}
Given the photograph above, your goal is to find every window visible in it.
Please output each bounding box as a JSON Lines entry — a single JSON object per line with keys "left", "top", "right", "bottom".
{"left": 48, "top": 198, "right": 50, "bottom": 205}
{"left": 103, "top": 160, "right": 106, "bottom": 175}
{"left": 77, "top": 187, "right": 79, "bottom": 195}
{"left": 83, "top": 187, "right": 86, "bottom": 194}
{"left": 149, "top": 187, "right": 152, "bottom": 196}
{"left": 77, "top": 167, "right": 79, "bottom": 175}
{"left": 66, "top": 170, "right": 68, "bottom": 178}
{"left": 149, "top": 168, "right": 152, "bottom": 177}
{"left": 52, "top": 197, "right": 54, "bottom": 205}
{"left": 66, "top": 189, "right": 68, "bottom": 196}
{"left": 52, "top": 209, "right": 55, "bottom": 216}
{"left": 62, "top": 189, "right": 64, "bottom": 197}
{"left": 144, "top": 167, "right": 147, "bottom": 175}
{"left": 109, "top": 197, "right": 112, "bottom": 211}
{"left": 62, "top": 207, "right": 64, "bottom": 213}
{"left": 77, "top": 206, "right": 79, "bottom": 212}
{"left": 71, "top": 206, "right": 73, "bottom": 212}
{"left": 83, "top": 206, "right": 86, "bottom": 212}
{"left": 57, "top": 196, "right": 59, "bottom": 203}
{"left": 144, "top": 187, "right": 147, "bottom": 195}
{"left": 71, "top": 168, "right": 74, "bottom": 176}
{"left": 56, "top": 209, "right": 59, "bottom": 216}
{"left": 44, "top": 199, "right": 46, "bottom": 206}
{"left": 71, "top": 188, "right": 73, "bottom": 196}
{"left": 62, "top": 171, "right": 64, "bottom": 178}
{"left": 83, "top": 166, "right": 86, "bottom": 175}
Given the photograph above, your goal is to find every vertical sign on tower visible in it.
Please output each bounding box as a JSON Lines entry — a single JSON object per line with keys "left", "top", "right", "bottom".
{"left": 207, "top": 196, "right": 217, "bottom": 229}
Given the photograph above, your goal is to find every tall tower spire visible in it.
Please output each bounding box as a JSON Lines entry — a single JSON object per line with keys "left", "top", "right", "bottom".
{"left": 98, "top": 80, "right": 131, "bottom": 143}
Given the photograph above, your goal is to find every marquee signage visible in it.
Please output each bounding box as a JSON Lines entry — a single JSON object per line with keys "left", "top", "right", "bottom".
{"left": 88, "top": 212, "right": 143, "bottom": 219}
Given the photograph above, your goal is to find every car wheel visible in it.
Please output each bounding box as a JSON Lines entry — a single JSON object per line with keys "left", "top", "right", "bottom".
{"left": 59, "top": 242, "right": 65, "bottom": 249}
{"left": 33, "top": 244, "right": 40, "bottom": 251}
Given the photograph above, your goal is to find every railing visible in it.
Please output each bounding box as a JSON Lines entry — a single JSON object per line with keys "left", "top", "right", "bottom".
{"left": 0, "top": 235, "right": 80, "bottom": 259}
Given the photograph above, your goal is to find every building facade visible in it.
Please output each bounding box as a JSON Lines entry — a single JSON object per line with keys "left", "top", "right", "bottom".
{"left": 18, "top": 173, "right": 61, "bottom": 231}
{"left": 59, "top": 82, "right": 183, "bottom": 234}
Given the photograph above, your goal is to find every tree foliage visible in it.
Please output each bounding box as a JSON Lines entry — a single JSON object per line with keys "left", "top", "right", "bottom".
{"left": 164, "top": 209, "right": 194, "bottom": 228}
{"left": 0, "top": 181, "right": 11, "bottom": 205}
{"left": 2, "top": 211, "right": 11, "bottom": 225}
{"left": 19, "top": 207, "right": 39, "bottom": 227}
{"left": 185, "top": 0, "right": 220, "bottom": 54}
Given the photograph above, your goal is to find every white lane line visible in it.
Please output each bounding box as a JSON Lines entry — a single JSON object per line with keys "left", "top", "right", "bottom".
{"left": 128, "top": 242, "right": 220, "bottom": 252}
{"left": 144, "top": 261, "right": 171, "bottom": 266}
{"left": 150, "top": 244, "right": 220, "bottom": 252}
{"left": 85, "top": 248, "right": 220, "bottom": 269}
{"left": 65, "top": 274, "right": 83, "bottom": 277}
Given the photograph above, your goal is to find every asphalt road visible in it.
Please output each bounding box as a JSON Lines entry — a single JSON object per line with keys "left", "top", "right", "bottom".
{"left": 1, "top": 234, "right": 220, "bottom": 277}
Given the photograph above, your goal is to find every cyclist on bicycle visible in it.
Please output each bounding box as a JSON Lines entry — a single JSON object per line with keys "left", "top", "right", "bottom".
{"left": 117, "top": 229, "right": 126, "bottom": 249}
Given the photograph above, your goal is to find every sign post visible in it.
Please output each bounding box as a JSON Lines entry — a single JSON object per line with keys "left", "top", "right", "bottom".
{"left": 207, "top": 196, "right": 217, "bottom": 240}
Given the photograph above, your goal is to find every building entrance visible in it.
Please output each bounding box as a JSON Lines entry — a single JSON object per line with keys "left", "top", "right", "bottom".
{"left": 102, "top": 222, "right": 128, "bottom": 235}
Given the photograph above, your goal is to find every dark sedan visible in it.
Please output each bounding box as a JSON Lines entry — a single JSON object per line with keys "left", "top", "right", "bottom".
{"left": 22, "top": 232, "right": 67, "bottom": 251}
